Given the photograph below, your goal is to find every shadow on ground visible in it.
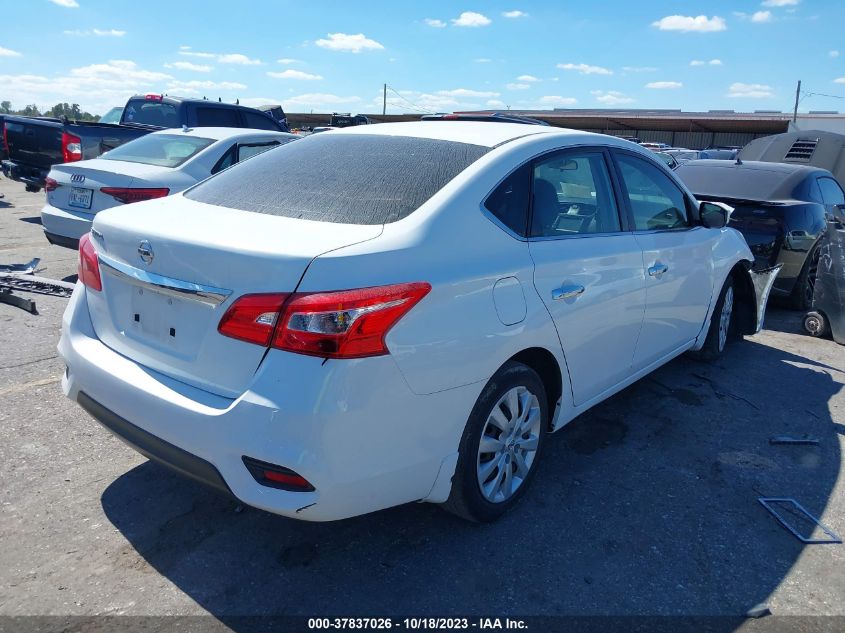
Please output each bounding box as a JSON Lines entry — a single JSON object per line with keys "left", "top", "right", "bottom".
{"left": 101, "top": 337, "right": 842, "bottom": 622}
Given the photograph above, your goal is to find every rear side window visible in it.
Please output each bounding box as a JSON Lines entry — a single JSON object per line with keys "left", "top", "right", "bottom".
{"left": 818, "top": 177, "right": 845, "bottom": 205}
{"left": 616, "top": 153, "right": 690, "bottom": 231}
{"left": 195, "top": 107, "right": 241, "bottom": 127}
{"left": 485, "top": 164, "right": 530, "bottom": 236}
{"left": 243, "top": 111, "right": 281, "bottom": 131}
{"left": 101, "top": 134, "right": 214, "bottom": 168}
{"left": 186, "top": 134, "right": 489, "bottom": 224}
{"left": 123, "top": 100, "right": 180, "bottom": 127}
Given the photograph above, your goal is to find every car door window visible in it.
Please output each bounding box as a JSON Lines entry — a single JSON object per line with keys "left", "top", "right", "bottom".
{"left": 818, "top": 177, "right": 845, "bottom": 205}
{"left": 195, "top": 107, "right": 241, "bottom": 127}
{"left": 211, "top": 145, "right": 236, "bottom": 174}
{"left": 530, "top": 151, "right": 621, "bottom": 237}
{"left": 616, "top": 153, "right": 691, "bottom": 231}
{"left": 484, "top": 163, "right": 530, "bottom": 236}
{"left": 237, "top": 142, "right": 280, "bottom": 163}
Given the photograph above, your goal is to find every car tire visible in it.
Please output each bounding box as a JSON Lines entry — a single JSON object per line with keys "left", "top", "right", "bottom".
{"left": 803, "top": 311, "right": 830, "bottom": 338}
{"left": 691, "top": 277, "right": 735, "bottom": 362}
{"left": 441, "top": 361, "right": 548, "bottom": 523}
{"left": 790, "top": 243, "right": 821, "bottom": 311}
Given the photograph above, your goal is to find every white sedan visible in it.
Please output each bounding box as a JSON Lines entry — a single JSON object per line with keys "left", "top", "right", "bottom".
{"left": 59, "top": 121, "right": 779, "bottom": 522}
{"left": 41, "top": 127, "right": 297, "bottom": 248}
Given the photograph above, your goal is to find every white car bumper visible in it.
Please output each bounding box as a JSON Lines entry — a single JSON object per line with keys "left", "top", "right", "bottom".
{"left": 58, "top": 286, "right": 476, "bottom": 521}
{"left": 41, "top": 203, "right": 95, "bottom": 246}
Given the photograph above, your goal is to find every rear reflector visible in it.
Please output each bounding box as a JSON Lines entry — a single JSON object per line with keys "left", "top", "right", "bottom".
{"left": 242, "top": 456, "right": 314, "bottom": 492}
{"left": 44, "top": 177, "right": 58, "bottom": 192}
{"left": 218, "top": 282, "right": 431, "bottom": 359}
{"left": 78, "top": 233, "right": 102, "bottom": 291}
{"left": 100, "top": 187, "right": 170, "bottom": 205}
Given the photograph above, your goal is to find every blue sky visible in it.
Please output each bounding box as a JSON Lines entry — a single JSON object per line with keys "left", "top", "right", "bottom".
{"left": 1, "top": 0, "right": 844, "bottom": 116}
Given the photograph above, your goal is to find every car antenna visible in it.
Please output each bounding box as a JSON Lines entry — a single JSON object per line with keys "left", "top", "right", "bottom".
{"left": 218, "top": 97, "right": 222, "bottom": 102}
{"left": 735, "top": 156, "right": 743, "bottom": 165}
{"left": 236, "top": 98, "right": 239, "bottom": 105}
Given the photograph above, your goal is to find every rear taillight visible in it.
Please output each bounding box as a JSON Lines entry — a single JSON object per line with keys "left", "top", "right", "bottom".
{"left": 61, "top": 131, "right": 82, "bottom": 163}
{"left": 78, "top": 233, "right": 102, "bottom": 291}
{"left": 100, "top": 187, "right": 170, "bottom": 204}
{"left": 44, "top": 177, "right": 58, "bottom": 192}
{"left": 218, "top": 282, "right": 431, "bottom": 359}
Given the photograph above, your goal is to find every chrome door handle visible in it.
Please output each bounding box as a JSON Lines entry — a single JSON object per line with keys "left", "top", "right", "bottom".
{"left": 648, "top": 263, "right": 669, "bottom": 277}
{"left": 552, "top": 284, "right": 585, "bottom": 301}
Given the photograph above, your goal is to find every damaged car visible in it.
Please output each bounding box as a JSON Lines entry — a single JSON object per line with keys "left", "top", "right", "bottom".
{"left": 59, "top": 122, "right": 779, "bottom": 522}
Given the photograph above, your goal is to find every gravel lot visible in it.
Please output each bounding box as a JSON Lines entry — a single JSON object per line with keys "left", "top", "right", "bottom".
{"left": 0, "top": 177, "right": 843, "bottom": 626}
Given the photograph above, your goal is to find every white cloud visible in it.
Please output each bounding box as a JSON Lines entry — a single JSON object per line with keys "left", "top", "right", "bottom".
{"left": 502, "top": 10, "right": 527, "bottom": 18}
{"left": 474, "top": 58, "right": 492, "bottom": 63}
{"left": 557, "top": 62, "right": 613, "bottom": 75}
{"left": 277, "top": 58, "right": 300, "bottom": 64}
{"left": 834, "top": 78, "right": 845, "bottom": 84}
{"left": 179, "top": 51, "right": 261, "bottom": 65}
{"left": 315, "top": 32, "right": 384, "bottom": 53}
{"left": 622, "top": 66, "right": 658, "bottom": 72}
{"left": 829, "top": 50, "right": 840, "bottom": 58}
{"left": 267, "top": 69, "right": 323, "bottom": 80}
{"left": 690, "top": 59, "right": 723, "bottom": 66}
{"left": 761, "top": 0, "right": 799, "bottom": 5}
{"left": 516, "top": 74, "right": 540, "bottom": 82}
{"left": 283, "top": 93, "right": 362, "bottom": 109}
{"left": 451, "top": 12, "right": 491, "bottom": 27}
{"left": 537, "top": 95, "right": 577, "bottom": 107}
{"left": 506, "top": 83, "right": 530, "bottom": 90}
{"left": 751, "top": 10, "right": 773, "bottom": 22}
{"left": 49, "top": 0, "right": 79, "bottom": 6}
{"left": 646, "top": 81, "right": 683, "bottom": 89}
{"left": 167, "top": 80, "right": 247, "bottom": 95}
{"left": 424, "top": 18, "right": 447, "bottom": 28}
{"left": 164, "top": 61, "right": 213, "bottom": 72}
{"left": 652, "top": 15, "right": 727, "bottom": 32}
{"left": 64, "top": 28, "right": 126, "bottom": 36}
{"left": 487, "top": 99, "right": 507, "bottom": 108}
{"left": 437, "top": 88, "right": 500, "bottom": 98}
{"left": 727, "top": 82, "right": 774, "bottom": 98}
{"left": 0, "top": 46, "right": 22, "bottom": 57}
{"left": 591, "top": 90, "right": 635, "bottom": 105}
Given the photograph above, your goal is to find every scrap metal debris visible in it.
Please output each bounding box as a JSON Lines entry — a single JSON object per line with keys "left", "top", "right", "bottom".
{"left": 758, "top": 498, "right": 842, "bottom": 544}
{"left": 769, "top": 436, "right": 820, "bottom": 446}
{"left": 0, "top": 258, "right": 40, "bottom": 275}
{"left": 0, "top": 287, "right": 37, "bottom": 314}
{"left": 0, "top": 274, "right": 75, "bottom": 299}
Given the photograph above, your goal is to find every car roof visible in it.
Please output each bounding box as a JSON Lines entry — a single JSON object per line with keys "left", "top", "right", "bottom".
{"left": 685, "top": 159, "right": 827, "bottom": 176}
{"left": 147, "top": 127, "right": 296, "bottom": 142}
{"left": 330, "top": 120, "right": 594, "bottom": 148}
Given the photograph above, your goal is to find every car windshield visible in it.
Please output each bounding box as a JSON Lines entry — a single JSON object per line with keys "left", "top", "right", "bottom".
{"left": 101, "top": 134, "right": 214, "bottom": 168}
{"left": 122, "top": 99, "right": 180, "bottom": 127}
{"left": 185, "top": 133, "right": 490, "bottom": 224}
{"left": 99, "top": 107, "right": 123, "bottom": 125}
{"left": 676, "top": 163, "right": 797, "bottom": 200}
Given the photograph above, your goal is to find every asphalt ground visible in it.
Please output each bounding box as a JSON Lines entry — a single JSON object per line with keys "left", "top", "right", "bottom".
{"left": 0, "top": 176, "right": 843, "bottom": 631}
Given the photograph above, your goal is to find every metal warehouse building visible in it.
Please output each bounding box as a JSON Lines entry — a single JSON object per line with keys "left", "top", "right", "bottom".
{"left": 288, "top": 108, "right": 814, "bottom": 149}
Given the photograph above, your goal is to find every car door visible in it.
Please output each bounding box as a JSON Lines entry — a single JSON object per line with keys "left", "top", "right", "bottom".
{"left": 611, "top": 150, "right": 716, "bottom": 368}
{"left": 527, "top": 147, "right": 646, "bottom": 406}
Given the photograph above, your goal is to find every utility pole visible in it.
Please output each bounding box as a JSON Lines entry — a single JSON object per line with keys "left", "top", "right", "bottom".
{"left": 383, "top": 83, "right": 387, "bottom": 115}
{"left": 793, "top": 80, "right": 801, "bottom": 124}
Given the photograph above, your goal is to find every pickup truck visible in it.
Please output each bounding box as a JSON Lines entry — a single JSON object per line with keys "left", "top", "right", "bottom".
{"left": 1, "top": 94, "right": 289, "bottom": 191}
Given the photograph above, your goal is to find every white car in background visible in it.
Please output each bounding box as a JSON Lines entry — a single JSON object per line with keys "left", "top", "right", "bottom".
{"left": 41, "top": 127, "right": 297, "bottom": 248}
{"left": 59, "top": 121, "right": 779, "bottom": 522}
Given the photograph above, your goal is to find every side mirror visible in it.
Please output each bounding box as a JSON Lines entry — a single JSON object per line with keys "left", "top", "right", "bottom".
{"left": 699, "top": 201, "right": 733, "bottom": 229}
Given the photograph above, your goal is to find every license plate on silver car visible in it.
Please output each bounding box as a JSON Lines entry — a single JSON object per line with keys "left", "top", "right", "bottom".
{"left": 68, "top": 187, "right": 93, "bottom": 209}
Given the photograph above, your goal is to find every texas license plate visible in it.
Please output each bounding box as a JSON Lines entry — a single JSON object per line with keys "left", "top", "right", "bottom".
{"left": 68, "top": 187, "right": 93, "bottom": 209}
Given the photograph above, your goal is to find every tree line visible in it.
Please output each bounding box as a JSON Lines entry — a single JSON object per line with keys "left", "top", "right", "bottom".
{"left": 0, "top": 101, "right": 100, "bottom": 121}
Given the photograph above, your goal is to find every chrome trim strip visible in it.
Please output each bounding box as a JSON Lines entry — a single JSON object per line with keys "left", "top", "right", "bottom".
{"left": 98, "top": 253, "right": 232, "bottom": 308}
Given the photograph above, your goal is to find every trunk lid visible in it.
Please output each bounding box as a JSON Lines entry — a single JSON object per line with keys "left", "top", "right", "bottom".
{"left": 86, "top": 195, "right": 383, "bottom": 397}
{"left": 48, "top": 159, "right": 170, "bottom": 217}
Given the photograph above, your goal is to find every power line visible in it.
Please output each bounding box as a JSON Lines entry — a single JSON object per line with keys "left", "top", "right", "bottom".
{"left": 385, "top": 86, "right": 435, "bottom": 114}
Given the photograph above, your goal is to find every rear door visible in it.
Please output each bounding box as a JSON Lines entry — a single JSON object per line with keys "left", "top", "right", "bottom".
{"left": 528, "top": 147, "right": 646, "bottom": 406}
{"left": 611, "top": 150, "right": 715, "bottom": 368}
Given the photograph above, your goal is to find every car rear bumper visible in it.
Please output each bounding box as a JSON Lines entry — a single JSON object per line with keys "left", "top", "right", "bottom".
{"left": 1, "top": 159, "right": 48, "bottom": 189}
{"left": 41, "top": 203, "right": 94, "bottom": 245}
{"left": 58, "top": 285, "right": 475, "bottom": 521}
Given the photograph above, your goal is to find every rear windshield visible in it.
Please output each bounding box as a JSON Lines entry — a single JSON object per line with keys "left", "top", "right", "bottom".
{"left": 122, "top": 99, "right": 180, "bottom": 127}
{"left": 676, "top": 163, "right": 797, "bottom": 201}
{"left": 101, "top": 134, "right": 214, "bottom": 168}
{"left": 185, "top": 133, "right": 490, "bottom": 224}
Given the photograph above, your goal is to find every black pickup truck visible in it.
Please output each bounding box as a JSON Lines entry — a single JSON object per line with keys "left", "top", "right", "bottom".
{"left": 1, "top": 94, "right": 289, "bottom": 191}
